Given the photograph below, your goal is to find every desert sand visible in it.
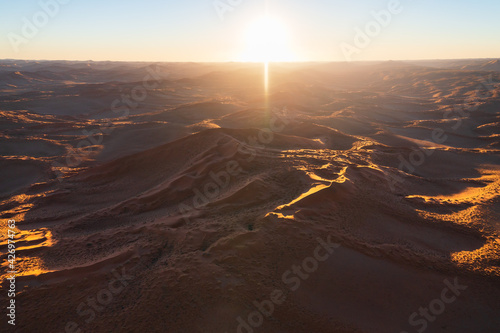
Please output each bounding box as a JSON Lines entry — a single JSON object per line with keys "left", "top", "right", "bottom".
{"left": 1, "top": 59, "right": 500, "bottom": 332}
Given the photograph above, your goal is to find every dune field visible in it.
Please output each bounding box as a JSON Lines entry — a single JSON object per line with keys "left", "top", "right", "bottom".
{"left": 1, "top": 59, "right": 500, "bottom": 333}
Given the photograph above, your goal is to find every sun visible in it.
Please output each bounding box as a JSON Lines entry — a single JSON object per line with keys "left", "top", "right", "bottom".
{"left": 241, "top": 15, "right": 295, "bottom": 62}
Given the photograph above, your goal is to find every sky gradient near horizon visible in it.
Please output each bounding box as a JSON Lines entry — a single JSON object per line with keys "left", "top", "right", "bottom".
{"left": 0, "top": 0, "right": 499, "bottom": 62}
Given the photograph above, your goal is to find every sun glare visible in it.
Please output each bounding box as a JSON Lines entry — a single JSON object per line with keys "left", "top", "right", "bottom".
{"left": 241, "top": 16, "right": 295, "bottom": 62}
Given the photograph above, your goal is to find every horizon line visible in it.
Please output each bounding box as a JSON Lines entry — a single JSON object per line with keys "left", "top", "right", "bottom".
{"left": 1, "top": 57, "right": 499, "bottom": 64}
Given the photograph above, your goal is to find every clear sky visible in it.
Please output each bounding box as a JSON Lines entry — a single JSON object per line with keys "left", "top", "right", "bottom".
{"left": 0, "top": 0, "right": 499, "bottom": 62}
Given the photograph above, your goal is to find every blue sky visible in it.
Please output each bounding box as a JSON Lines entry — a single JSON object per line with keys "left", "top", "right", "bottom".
{"left": 0, "top": 0, "right": 499, "bottom": 61}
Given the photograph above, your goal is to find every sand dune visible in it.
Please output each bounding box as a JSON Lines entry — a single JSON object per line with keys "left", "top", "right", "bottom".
{"left": 1, "top": 60, "right": 500, "bottom": 332}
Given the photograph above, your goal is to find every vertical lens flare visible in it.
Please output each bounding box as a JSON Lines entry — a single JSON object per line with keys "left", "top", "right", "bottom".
{"left": 264, "top": 61, "right": 269, "bottom": 95}
{"left": 264, "top": 61, "right": 270, "bottom": 114}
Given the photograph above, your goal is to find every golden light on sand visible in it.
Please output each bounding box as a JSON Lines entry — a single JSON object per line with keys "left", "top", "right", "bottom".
{"left": 241, "top": 15, "right": 295, "bottom": 62}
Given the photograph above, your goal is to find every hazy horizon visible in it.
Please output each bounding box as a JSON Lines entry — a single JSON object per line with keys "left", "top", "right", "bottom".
{"left": 2, "top": 57, "right": 500, "bottom": 63}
